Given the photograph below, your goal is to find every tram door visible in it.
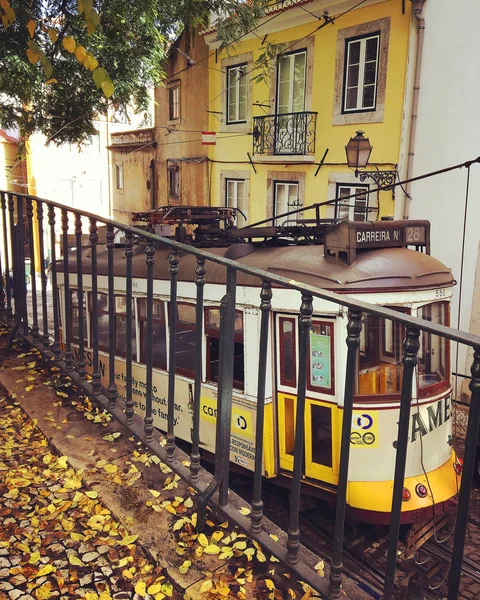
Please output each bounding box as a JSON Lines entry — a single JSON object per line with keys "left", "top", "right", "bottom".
{"left": 275, "top": 315, "right": 339, "bottom": 485}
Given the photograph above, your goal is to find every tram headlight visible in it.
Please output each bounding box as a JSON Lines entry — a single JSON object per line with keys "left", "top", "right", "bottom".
{"left": 415, "top": 484, "right": 428, "bottom": 498}
{"left": 453, "top": 456, "right": 463, "bottom": 475}
{"left": 402, "top": 487, "right": 411, "bottom": 502}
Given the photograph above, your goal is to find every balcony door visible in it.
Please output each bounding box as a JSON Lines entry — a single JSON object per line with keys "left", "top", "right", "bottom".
{"left": 276, "top": 50, "right": 307, "bottom": 154}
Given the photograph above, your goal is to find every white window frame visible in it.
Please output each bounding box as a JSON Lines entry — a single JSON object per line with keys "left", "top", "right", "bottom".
{"left": 167, "top": 165, "right": 179, "bottom": 198}
{"left": 226, "top": 64, "right": 247, "bottom": 124}
{"left": 168, "top": 85, "right": 180, "bottom": 121}
{"left": 343, "top": 33, "right": 380, "bottom": 113}
{"left": 274, "top": 181, "right": 302, "bottom": 225}
{"left": 225, "top": 178, "right": 247, "bottom": 226}
{"left": 276, "top": 50, "right": 307, "bottom": 115}
{"left": 335, "top": 183, "right": 370, "bottom": 221}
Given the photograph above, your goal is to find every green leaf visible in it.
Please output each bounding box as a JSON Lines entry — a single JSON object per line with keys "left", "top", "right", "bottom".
{"left": 101, "top": 77, "right": 114, "bottom": 98}
{"left": 92, "top": 67, "right": 107, "bottom": 89}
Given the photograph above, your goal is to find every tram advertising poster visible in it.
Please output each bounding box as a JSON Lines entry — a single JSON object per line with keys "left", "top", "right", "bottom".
{"left": 310, "top": 331, "right": 331, "bottom": 389}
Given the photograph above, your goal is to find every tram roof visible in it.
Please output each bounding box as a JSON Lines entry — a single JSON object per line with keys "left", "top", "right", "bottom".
{"left": 61, "top": 243, "right": 455, "bottom": 294}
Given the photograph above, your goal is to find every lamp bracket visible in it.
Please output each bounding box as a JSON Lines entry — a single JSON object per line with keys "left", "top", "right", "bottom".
{"left": 357, "top": 167, "right": 397, "bottom": 198}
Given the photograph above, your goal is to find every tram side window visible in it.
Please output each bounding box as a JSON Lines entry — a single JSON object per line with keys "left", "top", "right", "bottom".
{"left": 89, "top": 293, "right": 109, "bottom": 352}
{"left": 71, "top": 290, "right": 87, "bottom": 345}
{"left": 358, "top": 312, "right": 406, "bottom": 396}
{"left": 418, "top": 302, "right": 448, "bottom": 393}
{"left": 205, "top": 308, "right": 244, "bottom": 391}
{"left": 311, "top": 404, "right": 333, "bottom": 467}
{"left": 308, "top": 322, "right": 335, "bottom": 395}
{"left": 172, "top": 303, "right": 197, "bottom": 378}
{"left": 114, "top": 296, "right": 137, "bottom": 360}
{"left": 279, "top": 318, "right": 296, "bottom": 388}
{"left": 138, "top": 298, "right": 166, "bottom": 369}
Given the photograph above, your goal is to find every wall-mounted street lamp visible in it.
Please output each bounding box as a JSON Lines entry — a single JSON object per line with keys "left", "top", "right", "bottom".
{"left": 345, "top": 131, "right": 397, "bottom": 193}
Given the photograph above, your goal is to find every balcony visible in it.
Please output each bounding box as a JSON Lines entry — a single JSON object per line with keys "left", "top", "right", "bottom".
{"left": 252, "top": 111, "right": 317, "bottom": 156}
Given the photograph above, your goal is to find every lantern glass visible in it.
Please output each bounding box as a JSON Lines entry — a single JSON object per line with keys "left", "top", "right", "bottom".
{"left": 345, "top": 131, "right": 373, "bottom": 171}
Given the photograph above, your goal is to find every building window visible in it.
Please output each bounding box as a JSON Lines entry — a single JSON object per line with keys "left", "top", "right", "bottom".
{"left": 227, "top": 64, "right": 247, "bottom": 124}
{"left": 115, "top": 164, "right": 123, "bottom": 191}
{"left": 226, "top": 179, "right": 247, "bottom": 227}
{"left": 274, "top": 181, "right": 301, "bottom": 225}
{"left": 169, "top": 85, "right": 180, "bottom": 120}
{"left": 167, "top": 165, "right": 179, "bottom": 199}
{"left": 343, "top": 33, "right": 380, "bottom": 113}
{"left": 335, "top": 184, "right": 370, "bottom": 221}
{"left": 277, "top": 50, "right": 306, "bottom": 115}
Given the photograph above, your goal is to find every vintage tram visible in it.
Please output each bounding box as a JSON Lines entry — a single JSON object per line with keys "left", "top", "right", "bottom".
{"left": 56, "top": 208, "right": 460, "bottom": 526}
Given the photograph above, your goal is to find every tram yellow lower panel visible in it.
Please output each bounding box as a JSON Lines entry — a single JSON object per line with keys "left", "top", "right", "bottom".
{"left": 347, "top": 452, "right": 459, "bottom": 513}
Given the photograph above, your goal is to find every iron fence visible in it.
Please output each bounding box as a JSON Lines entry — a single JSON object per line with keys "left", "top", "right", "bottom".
{"left": 0, "top": 189, "right": 479, "bottom": 600}
{"left": 252, "top": 111, "right": 317, "bottom": 155}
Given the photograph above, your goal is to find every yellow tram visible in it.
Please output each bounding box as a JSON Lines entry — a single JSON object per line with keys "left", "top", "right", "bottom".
{"left": 57, "top": 211, "right": 460, "bottom": 525}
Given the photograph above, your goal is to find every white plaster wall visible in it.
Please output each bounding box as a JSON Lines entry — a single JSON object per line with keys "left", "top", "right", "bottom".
{"left": 405, "top": 0, "right": 480, "bottom": 389}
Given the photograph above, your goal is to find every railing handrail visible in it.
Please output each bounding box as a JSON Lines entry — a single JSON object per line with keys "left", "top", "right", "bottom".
{"left": 253, "top": 110, "right": 318, "bottom": 118}
{"left": 2, "top": 189, "right": 478, "bottom": 348}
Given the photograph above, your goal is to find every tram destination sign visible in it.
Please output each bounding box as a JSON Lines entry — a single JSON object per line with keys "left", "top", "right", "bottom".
{"left": 324, "top": 220, "right": 430, "bottom": 264}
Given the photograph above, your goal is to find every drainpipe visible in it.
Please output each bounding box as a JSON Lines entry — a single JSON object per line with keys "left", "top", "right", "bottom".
{"left": 403, "top": 0, "right": 426, "bottom": 218}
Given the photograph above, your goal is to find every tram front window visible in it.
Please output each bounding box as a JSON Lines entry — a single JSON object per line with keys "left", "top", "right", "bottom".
{"left": 358, "top": 312, "right": 406, "bottom": 396}
{"left": 418, "top": 302, "right": 448, "bottom": 393}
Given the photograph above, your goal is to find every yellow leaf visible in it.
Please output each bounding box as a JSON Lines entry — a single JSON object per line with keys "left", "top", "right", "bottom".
{"left": 149, "top": 489, "right": 161, "bottom": 498}
{"left": 147, "top": 583, "right": 163, "bottom": 595}
{"left": 101, "top": 77, "right": 114, "bottom": 99}
{"left": 198, "top": 533, "right": 208, "bottom": 547}
{"left": 84, "top": 594, "right": 99, "bottom": 600}
{"left": 63, "top": 36, "right": 76, "bottom": 53}
{"left": 200, "top": 580, "right": 213, "bottom": 593}
{"left": 195, "top": 547, "right": 203, "bottom": 558}
{"left": 233, "top": 541, "right": 247, "bottom": 550}
{"left": 26, "top": 49, "right": 39, "bottom": 64}
{"left": 239, "top": 507, "right": 250, "bottom": 516}
{"left": 172, "top": 519, "right": 184, "bottom": 532}
{"left": 211, "top": 530, "right": 224, "bottom": 542}
{"left": 257, "top": 551, "right": 267, "bottom": 562}
{"left": 70, "top": 532, "right": 84, "bottom": 542}
{"left": 25, "top": 385, "right": 35, "bottom": 392}
{"left": 119, "top": 534, "right": 139, "bottom": 546}
{"left": 135, "top": 581, "right": 146, "bottom": 597}
{"left": 56, "top": 456, "right": 69, "bottom": 469}
{"left": 85, "top": 53, "right": 99, "bottom": 71}
{"left": 265, "top": 579, "right": 275, "bottom": 591}
{"left": 27, "top": 19, "right": 35, "bottom": 38}
{"left": 75, "top": 45, "right": 86, "bottom": 63}
{"left": 104, "top": 464, "right": 118, "bottom": 474}
{"left": 270, "top": 534, "right": 279, "bottom": 542}
{"left": 204, "top": 544, "right": 220, "bottom": 555}
{"left": 68, "top": 554, "right": 85, "bottom": 567}
{"left": 218, "top": 551, "right": 234, "bottom": 560}
{"left": 36, "top": 564, "right": 56, "bottom": 578}
{"left": 161, "top": 582, "right": 173, "bottom": 597}
{"left": 85, "top": 491, "right": 98, "bottom": 499}
{"left": 183, "top": 497, "right": 193, "bottom": 508}
{"left": 35, "top": 582, "right": 52, "bottom": 599}
{"left": 178, "top": 560, "right": 191, "bottom": 574}
{"left": 314, "top": 560, "right": 324, "bottom": 576}
{"left": 48, "top": 28, "right": 58, "bottom": 43}
{"left": 29, "top": 551, "right": 40, "bottom": 564}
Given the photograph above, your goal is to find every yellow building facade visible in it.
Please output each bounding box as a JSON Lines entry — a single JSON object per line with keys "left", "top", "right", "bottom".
{"left": 203, "top": 0, "right": 415, "bottom": 225}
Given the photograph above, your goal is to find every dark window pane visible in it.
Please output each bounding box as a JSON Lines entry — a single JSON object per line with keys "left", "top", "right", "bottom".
{"left": 348, "top": 40, "right": 361, "bottom": 64}
{"left": 348, "top": 64, "right": 359, "bottom": 87}
{"left": 116, "top": 314, "right": 137, "bottom": 360}
{"left": 206, "top": 308, "right": 244, "bottom": 390}
{"left": 284, "top": 396, "right": 295, "bottom": 456}
{"left": 97, "top": 293, "right": 108, "bottom": 312}
{"left": 311, "top": 404, "right": 332, "bottom": 467}
{"left": 280, "top": 318, "right": 296, "bottom": 387}
{"left": 364, "top": 61, "right": 377, "bottom": 85}
{"left": 71, "top": 307, "right": 87, "bottom": 345}
{"left": 362, "top": 85, "right": 375, "bottom": 108}
{"left": 97, "top": 313, "right": 110, "bottom": 351}
{"left": 139, "top": 300, "right": 166, "bottom": 370}
{"left": 366, "top": 37, "right": 378, "bottom": 62}
{"left": 418, "top": 303, "right": 447, "bottom": 390}
{"left": 346, "top": 87, "right": 358, "bottom": 110}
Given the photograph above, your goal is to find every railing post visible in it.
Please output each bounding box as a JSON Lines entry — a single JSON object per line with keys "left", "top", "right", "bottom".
{"left": 75, "top": 214, "right": 86, "bottom": 380}
{"left": 251, "top": 280, "right": 272, "bottom": 534}
{"left": 190, "top": 256, "right": 206, "bottom": 484}
{"left": 37, "top": 201, "right": 49, "bottom": 346}
{"left": 106, "top": 223, "right": 118, "bottom": 410}
{"left": 167, "top": 247, "right": 179, "bottom": 461}
{"left": 0, "top": 193, "right": 5, "bottom": 316}
{"left": 447, "top": 345, "right": 480, "bottom": 599}
{"left": 124, "top": 231, "right": 135, "bottom": 425}
{"left": 217, "top": 266, "right": 237, "bottom": 507}
{"left": 382, "top": 326, "right": 420, "bottom": 600}
{"left": 26, "top": 198, "right": 39, "bottom": 341}
{"left": 1, "top": 191, "right": 12, "bottom": 317}
{"left": 287, "top": 292, "right": 313, "bottom": 566}
{"left": 144, "top": 239, "right": 155, "bottom": 442}
{"left": 61, "top": 209, "right": 73, "bottom": 370}
{"left": 7, "top": 194, "right": 16, "bottom": 320}
{"left": 329, "top": 310, "right": 362, "bottom": 598}
{"left": 89, "top": 217, "right": 101, "bottom": 394}
{"left": 48, "top": 205, "right": 61, "bottom": 360}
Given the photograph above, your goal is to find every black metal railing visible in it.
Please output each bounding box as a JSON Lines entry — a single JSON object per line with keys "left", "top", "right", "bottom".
{"left": 253, "top": 111, "right": 317, "bottom": 156}
{"left": 0, "top": 189, "right": 479, "bottom": 600}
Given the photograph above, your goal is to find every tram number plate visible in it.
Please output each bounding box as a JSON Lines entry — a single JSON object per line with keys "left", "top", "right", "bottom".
{"left": 435, "top": 288, "right": 446, "bottom": 299}
{"left": 405, "top": 226, "right": 426, "bottom": 244}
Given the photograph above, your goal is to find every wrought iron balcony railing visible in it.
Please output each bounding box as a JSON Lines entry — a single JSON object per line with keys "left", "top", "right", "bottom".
{"left": 252, "top": 111, "right": 317, "bottom": 156}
